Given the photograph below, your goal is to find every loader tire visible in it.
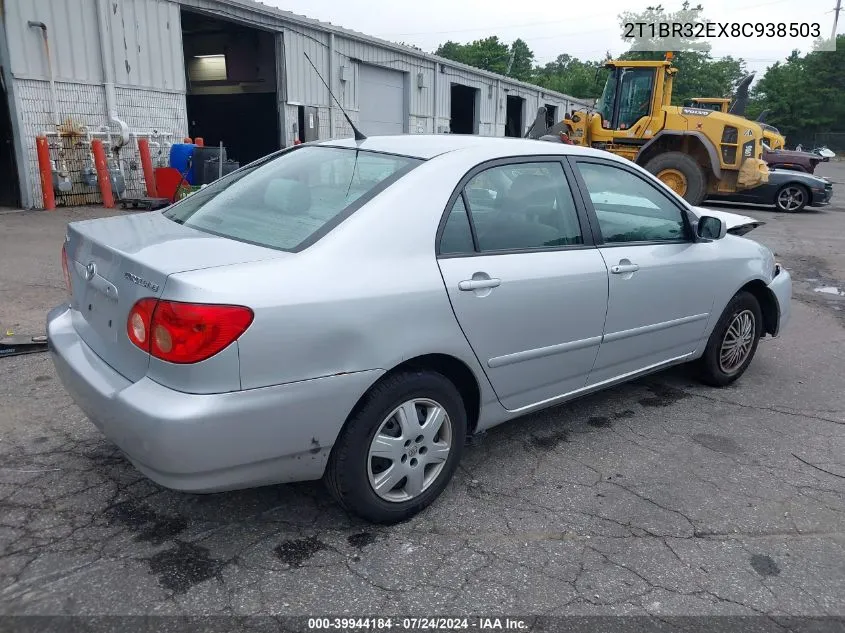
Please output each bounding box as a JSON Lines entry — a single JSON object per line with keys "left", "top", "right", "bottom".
{"left": 644, "top": 152, "right": 707, "bottom": 206}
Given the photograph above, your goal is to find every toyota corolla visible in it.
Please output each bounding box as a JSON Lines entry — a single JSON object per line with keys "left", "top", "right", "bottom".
{"left": 48, "top": 135, "right": 791, "bottom": 523}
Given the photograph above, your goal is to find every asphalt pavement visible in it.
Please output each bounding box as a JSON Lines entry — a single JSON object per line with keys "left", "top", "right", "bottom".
{"left": 0, "top": 163, "right": 843, "bottom": 623}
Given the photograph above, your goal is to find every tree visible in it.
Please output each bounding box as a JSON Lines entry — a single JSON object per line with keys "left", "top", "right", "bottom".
{"left": 434, "top": 36, "right": 536, "bottom": 81}
{"left": 748, "top": 36, "right": 845, "bottom": 146}
{"left": 434, "top": 36, "right": 512, "bottom": 75}
{"left": 508, "top": 38, "right": 535, "bottom": 82}
{"left": 533, "top": 54, "right": 609, "bottom": 100}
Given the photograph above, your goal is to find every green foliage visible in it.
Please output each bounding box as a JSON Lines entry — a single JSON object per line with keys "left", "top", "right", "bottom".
{"left": 508, "top": 39, "right": 535, "bottom": 82}
{"left": 748, "top": 36, "right": 845, "bottom": 145}
{"left": 434, "top": 36, "right": 536, "bottom": 82}
{"left": 533, "top": 54, "right": 610, "bottom": 100}
{"left": 435, "top": 36, "right": 513, "bottom": 76}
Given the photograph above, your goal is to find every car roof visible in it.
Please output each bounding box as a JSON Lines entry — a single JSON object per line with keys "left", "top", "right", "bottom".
{"left": 316, "top": 134, "right": 613, "bottom": 161}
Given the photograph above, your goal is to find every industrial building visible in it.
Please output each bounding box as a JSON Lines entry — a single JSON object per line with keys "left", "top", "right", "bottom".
{"left": 0, "top": 0, "right": 589, "bottom": 209}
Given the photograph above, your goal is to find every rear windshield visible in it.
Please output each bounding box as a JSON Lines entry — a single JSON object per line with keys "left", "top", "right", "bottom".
{"left": 163, "top": 146, "right": 421, "bottom": 251}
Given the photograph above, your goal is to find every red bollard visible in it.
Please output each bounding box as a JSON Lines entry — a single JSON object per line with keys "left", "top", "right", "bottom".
{"left": 36, "top": 136, "right": 55, "bottom": 210}
{"left": 137, "top": 138, "right": 157, "bottom": 198}
{"left": 91, "top": 139, "right": 114, "bottom": 209}
{"left": 194, "top": 137, "right": 204, "bottom": 147}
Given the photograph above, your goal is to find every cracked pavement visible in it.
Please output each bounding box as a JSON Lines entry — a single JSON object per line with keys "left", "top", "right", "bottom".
{"left": 1, "top": 163, "right": 844, "bottom": 619}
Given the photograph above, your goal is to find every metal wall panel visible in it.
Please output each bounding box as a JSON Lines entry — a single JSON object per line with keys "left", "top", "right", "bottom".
{"left": 4, "top": 0, "right": 104, "bottom": 82}
{"left": 110, "top": 0, "right": 185, "bottom": 90}
{"left": 280, "top": 29, "right": 329, "bottom": 106}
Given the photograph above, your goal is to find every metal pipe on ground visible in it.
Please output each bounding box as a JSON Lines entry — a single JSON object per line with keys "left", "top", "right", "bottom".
{"left": 35, "top": 136, "right": 55, "bottom": 210}
{"left": 138, "top": 139, "right": 158, "bottom": 198}
{"left": 91, "top": 139, "right": 114, "bottom": 208}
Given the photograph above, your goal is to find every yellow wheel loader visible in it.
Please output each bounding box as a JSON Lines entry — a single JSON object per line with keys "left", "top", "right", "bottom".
{"left": 554, "top": 54, "right": 770, "bottom": 205}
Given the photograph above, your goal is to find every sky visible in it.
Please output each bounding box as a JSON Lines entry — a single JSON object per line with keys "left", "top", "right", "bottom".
{"left": 265, "top": 0, "right": 843, "bottom": 77}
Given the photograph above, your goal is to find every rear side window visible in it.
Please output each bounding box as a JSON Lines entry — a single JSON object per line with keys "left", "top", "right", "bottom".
{"left": 164, "top": 146, "right": 420, "bottom": 251}
{"left": 468, "top": 162, "right": 583, "bottom": 252}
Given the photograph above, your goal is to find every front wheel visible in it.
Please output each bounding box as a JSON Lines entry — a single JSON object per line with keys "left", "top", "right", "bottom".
{"left": 324, "top": 371, "right": 467, "bottom": 524}
{"left": 775, "top": 184, "right": 808, "bottom": 212}
{"left": 698, "top": 291, "right": 763, "bottom": 387}
{"left": 644, "top": 152, "right": 707, "bottom": 205}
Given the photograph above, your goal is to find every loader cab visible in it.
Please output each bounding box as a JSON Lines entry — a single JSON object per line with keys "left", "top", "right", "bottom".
{"left": 594, "top": 60, "right": 673, "bottom": 136}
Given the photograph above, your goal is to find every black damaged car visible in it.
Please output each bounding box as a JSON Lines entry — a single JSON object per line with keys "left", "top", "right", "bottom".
{"left": 706, "top": 169, "right": 833, "bottom": 212}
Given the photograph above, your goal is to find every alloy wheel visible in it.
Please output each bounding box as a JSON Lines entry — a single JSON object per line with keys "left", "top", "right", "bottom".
{"left": 719, "top": 309, "right": 755, "bottom": 374}
{"left": 777, "top": 186, "right": 805, "bottom": 211}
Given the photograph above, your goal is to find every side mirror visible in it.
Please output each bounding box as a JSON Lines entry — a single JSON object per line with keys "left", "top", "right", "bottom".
{"left": 697, "top": 216, "right": 726, "bottom": 241}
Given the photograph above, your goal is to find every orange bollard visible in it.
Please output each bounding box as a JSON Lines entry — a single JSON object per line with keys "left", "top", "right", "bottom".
{"left": 36, "top": 136, "right": 55, "bottom": 210}
{"left": 137, "top": 138, "right": 157, "bottom": 198}
{"left": 91, "top": 139, "right": 114, "bottom": 208}
{"left": 194, "top": 137, "right": 204, "bottom": 147}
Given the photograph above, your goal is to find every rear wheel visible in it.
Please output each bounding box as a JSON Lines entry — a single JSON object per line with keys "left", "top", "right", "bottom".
{"left": 644, "top": 152, "right": 707, "bottom": 205}
{"left": 698, "top": 291, "right": 763, "bottom": 387}
{"left": 775, "top": 184, "right": 808, "bottom": 212}
{"left": 324, "top": 371, "right": 466, "bottom": 524}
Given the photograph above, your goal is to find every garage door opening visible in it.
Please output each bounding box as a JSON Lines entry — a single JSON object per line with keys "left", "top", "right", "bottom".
{"left": 505, "top": 95, "right": 525, "bottom": 137}
{"left": 0, "top": 80, "right": 21, "bottom": 207}
{"left": 358, "top": 65, "right": 407, "bottom": 136}
{"left": 544, "top": 104, "right": 559, "bottom": 130}
{"left": 181, "top": 10, "right": 280, "bottom": 166}
{"left": 450, "top": 84, "right": 479, "bottom": 134}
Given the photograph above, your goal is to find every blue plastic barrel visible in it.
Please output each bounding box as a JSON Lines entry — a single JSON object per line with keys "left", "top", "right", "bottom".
{"left": 169, "top": 143, "right": 196, "bottom": 185}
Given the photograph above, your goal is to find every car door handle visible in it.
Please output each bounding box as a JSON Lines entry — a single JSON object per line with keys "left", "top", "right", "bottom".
{"left": 459, "top": 278, "right": 501, "bottom": 291}
{"left": 610, "top": 263, "right": 640, "bottom": 274}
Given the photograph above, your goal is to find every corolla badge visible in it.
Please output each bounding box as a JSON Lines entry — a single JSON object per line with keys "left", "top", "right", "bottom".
{"left": 124, "top": 272, "right": 160, "bottom": 293}
{"left": 85, "top": 262, "right": 97, "bottom": 281}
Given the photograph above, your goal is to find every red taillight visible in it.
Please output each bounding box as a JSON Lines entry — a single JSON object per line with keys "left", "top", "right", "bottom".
{"left": 127, "top": 297, "right": 157, "bottom": 349}
{"left": 61, "top": 243, "right": 72, "bottom": 296}
{"left": 127, "top": 299, "right": 253, "bottom": 364}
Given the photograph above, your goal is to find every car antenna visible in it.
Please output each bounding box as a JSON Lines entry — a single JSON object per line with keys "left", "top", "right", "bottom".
{"left": 303, "top": 52, "right": 366, "bottom": 142}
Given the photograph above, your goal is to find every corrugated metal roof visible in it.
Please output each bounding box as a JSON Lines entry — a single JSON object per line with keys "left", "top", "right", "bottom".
{"left": 174, "top": 0, "right": 591, "bottom": 107}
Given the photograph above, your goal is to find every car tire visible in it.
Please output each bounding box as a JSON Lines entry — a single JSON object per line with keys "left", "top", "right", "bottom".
{"left": 775, "top": 184, "right": 809, "bottom": 212}
{"left": 698, "top": 291, "right": 763, "bottom": 387}
{"left": 644, "top": 152, "right": 707, "bottom": 206}
{"left": 324, "top": 370, "right": 467, "bottom": 524}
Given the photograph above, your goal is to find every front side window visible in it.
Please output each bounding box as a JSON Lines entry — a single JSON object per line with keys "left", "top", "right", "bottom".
{"left": 466, "top": 162, "right": 583, "bottom": 252}
{"left": 596, "top": 68, "right": 618, "bottom": 129}
{"left": 576, "top": 162, "right": 688, "bottom": 244}
{"left": 164, "top": 146, "right": 420, "bottom": 251}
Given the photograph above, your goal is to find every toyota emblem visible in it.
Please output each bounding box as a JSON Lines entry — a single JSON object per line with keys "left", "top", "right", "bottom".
{"left": 85, "top": 262, "right": 97, "bottom": 281}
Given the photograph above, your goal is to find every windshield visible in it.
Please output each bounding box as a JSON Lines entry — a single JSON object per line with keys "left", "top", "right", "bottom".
{"left": 163, "top": 146, "right": 421, "bottom": 252}
{"left": 596, "top": 67, "right": 655, "bottom": 130}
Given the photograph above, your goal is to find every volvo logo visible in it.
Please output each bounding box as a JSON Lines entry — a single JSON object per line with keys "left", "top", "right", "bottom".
{"left": 85, "top": 262, "right": 97, "bottom": 281}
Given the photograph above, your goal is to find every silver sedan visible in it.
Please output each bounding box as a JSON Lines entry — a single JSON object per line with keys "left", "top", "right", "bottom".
{"left": 48, "top": 135, "right": 791, "bottom": 523}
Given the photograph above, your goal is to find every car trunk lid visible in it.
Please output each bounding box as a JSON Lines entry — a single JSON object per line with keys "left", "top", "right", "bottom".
{"left": 65, "top": 212, "right": 285, "bottom": 382}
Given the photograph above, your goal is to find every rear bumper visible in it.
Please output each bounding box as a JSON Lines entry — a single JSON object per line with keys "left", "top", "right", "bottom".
{"left": 767, "top": 266, "right": 792, "bottom": 337}
{"left": 47, "top": 304, "right": 382, "bottom": 492}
